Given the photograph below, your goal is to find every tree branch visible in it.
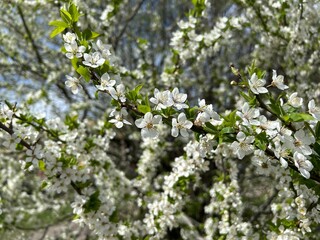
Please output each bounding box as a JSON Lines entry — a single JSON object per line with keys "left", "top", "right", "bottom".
{"left": 114, "top": 0, "right": 146, "bottom": 50}
{"left": 17, "top": 5, "right": 43, "bottom": 65}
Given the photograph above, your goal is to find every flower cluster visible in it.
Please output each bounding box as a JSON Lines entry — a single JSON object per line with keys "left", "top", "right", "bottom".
{"left": 1, "top": 1, "right": 320, "bottom": 240}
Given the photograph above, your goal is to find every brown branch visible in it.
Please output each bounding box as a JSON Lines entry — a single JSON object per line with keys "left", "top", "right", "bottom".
{"left": 114, "top": 0, "right": 146, "bottom": 50}
{"left": 17, "top": 5, "right": 43, "bottom": 65}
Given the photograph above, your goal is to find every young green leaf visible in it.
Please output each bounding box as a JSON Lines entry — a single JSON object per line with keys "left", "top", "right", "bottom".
{"left": 50, "top": 26, "right": 66, "bottom": 38}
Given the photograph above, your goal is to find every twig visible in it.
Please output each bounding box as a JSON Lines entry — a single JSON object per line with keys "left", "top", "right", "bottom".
{"left": 17, "top": 5, "right": 43, "bottom": 65}
{"left": 114, "top": 0, "right": 146, "bottom": 50}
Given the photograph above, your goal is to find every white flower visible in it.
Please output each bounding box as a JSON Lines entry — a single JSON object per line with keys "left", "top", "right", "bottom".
{"left": 135, "top": 112, "right": 162, "bottom": 139}
{"left": 256, "top": 115, "right": 280, "bottom": 137}
{"left": 293, "top": 152, "right": 313, "bottom": 179}
{"left": 274, "top": 141, "right": 290, "bottom": 168}
{"left": 248, "top": 73, "right": 268, "bottom": 94}
{"left": 0, "top": 103, "right": 13, "bottom": 119}
{"left": 64, "top": 42, "right": 86, "bottom": 59}
{"left": 63, "top": 32, "right": 77, "bottom": 43}
{"left": 109, "top": 108, "right": 131, "bottom": 128}
{"left": 196, "top": 99, "right": 220, "bottom": 125}
{"left": 230, "top": 132, "right": 254, "bottom": 159}
{"left": 65, "top": 75, "right": 82, "bottom": 94}
{"left": 96, "top": 72, "right": 116, "bottom": 91}
{"left": 26, "top": 145, "right": 43, "bottom": 167}
{"left": 171, "top": 88, "right": 188, "bottom": 110}
{"left": 282, "top": 129, "right": 313, "bottom": 156}
{"left": 83, "top": 52, "right": 105, "bottom": 68}
{"left": 237, "top": 102, "right": 260, "bottom": 126}
{"left": 150, "top": 89, "right": 174, "bottom": 110}
{"left": 308, "top": 100, "right": 320, "bottom": 120}
{"left": 3, "top": 133, "right": 20, "bottom": 151}
{"left": 271, "top": 70, "right": 288, "bottom": 90}
{"left": 171, "top": 113, "right": 193, "bottom": 137}
{"left": 95, "top": 39, "right": 112, "bottom": 59}
{"left": 288, "top": 92, "right": 303, "bottom": 108}
{"left": 252, "top": 150, "right": 271, "bottom": 173}
{"left": 108, "top": 84, "right": 126, "bottom": 102}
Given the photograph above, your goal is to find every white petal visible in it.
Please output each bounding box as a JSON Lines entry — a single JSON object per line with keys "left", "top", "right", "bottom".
{"left": 184, "top": 120, "right": 193, "bottom": 129}
{"left": 152, "top": 115, "right": 162, "bottom": 124}
{"left": 135, "top": 118, "right": 146, "bottom": 128}
{"left": 78, "top": 46, "right": 86, "bottom": 53}
{"left": 66, "top": 53, "right": 74, "bottom": 59}
{"left": 280, "top": 157, "right": 288, "bottom": 168}
{"left": 115, "top": 122, "right": 124, "bottom": 128}
{"left": 257, "top": 87, "right": 268, "bottom": 93}
{"left": 171, "top": 127, "right": 179, "bottom": 137}
{"left": 236, "top": 132, "right": 246, "bottom": 142}
{"left": 101, "top": 72, "right": 110, "bottom": 81}
{"left": 300, "top": 168, "right": 310, "bottom": 179}
{"left": 144, "top": 112, "right": 153, "bottom": 122}
{"left": 180, "top": 129, "right": 189, "bottom": 138}
{"left": 178, "top": 113, "right": 186, "bottom": 122}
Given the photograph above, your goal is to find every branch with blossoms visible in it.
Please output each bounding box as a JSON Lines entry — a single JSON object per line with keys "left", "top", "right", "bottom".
{"left": 2, "top": 1, "right": 320, "bottom": 239}
{"left": 48, "top": 5, "right": 320, "bottom": 185}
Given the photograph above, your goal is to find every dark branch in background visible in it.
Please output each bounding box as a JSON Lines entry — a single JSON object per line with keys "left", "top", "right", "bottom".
{"left": 39, "top": 226, "right": 49, "bottom": 240}
{"left": 250, "top": 188, "right": 278, "bottom": 223}
{"left": 113, "top": 0, "right": 146, "bottom": 50}
{"left": 17, "top": 5, "right": 43, "bottom": 65}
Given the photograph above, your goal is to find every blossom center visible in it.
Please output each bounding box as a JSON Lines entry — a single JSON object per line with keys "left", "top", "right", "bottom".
{"left": 146, "top": 122, "right": 153, "bottom": 129}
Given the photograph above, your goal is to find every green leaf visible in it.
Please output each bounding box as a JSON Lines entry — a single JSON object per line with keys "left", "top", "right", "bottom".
{"left": 60, "top": 9, "right": 72, "bottom": 24}
{"left": 40, "top": 181, "right": 48, "bottom": 190}
{"left": 65, "top": 114, "right": 79, "bottom": 130}
{"left": 220, "top": 127, "right": 235, "bottom": 134}
{"left": 94, "top": 90, "right": 99, "bottom": 99}
{"left": 255, "top": 131, "right": 268, "bottom": 151}
{"left": 185, "top": 106, "right": 197, "bottom": 119}
{"left": 279, "top": 219, "right": 296, "bottom": 228}
{"left": 268, "top": 97, "right": 283, "bottom": 116}
{"left": 82, "top": 29, "right": 101, "bottom": 40}
{"left": 285, "top": 113, "right": 314, "bottom": 122}
{"left": 202, "top": 122, "right": 217, "bottom": 134}
{"left": 68, "top": 3, "right": 81, "bottom": 22}
{"left": 134, "top": 84, "right": 143, "bottom": 95}
{"left": 49, "top": 20, "right": 69, "bottom": 28}
{"left": 137, "top": 105, "right": 151, "bottom": 114}
{"left": 83, "top": 190, "right": 101, "bottom": 213}
{"left": 222, "top": 110, "right": 237, "bottom": 127}
{"left": 315, "top": 121, "right": 320, "bottom": 140}
{"left": 50, "top": 26, "right": 66, "bottom": 38}
{"left": 39, "top": 160, "right": 46, "bottom": 171}
{"left": 71, "top": 57, "right": 78, "bottom": 70}
{"left": 126, "top": 84, "right": 144, "bottom": 102}
{"left": 76, "top": 66, "right": 91, "bottom": 82}
{"left": 239, "top": 90, "right": 253, "bottom": 103}
{"left": 313, "top": 141, "right": 320, "bottom": 156}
